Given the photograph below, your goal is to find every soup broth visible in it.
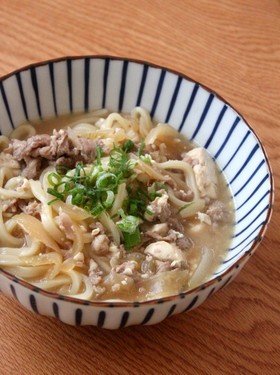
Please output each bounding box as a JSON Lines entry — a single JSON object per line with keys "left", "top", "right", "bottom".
{"left": 0, "top": 108, "right": 234, "bottom": 301}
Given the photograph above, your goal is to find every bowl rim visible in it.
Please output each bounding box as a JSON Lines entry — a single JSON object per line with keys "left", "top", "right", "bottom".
{"left": 0, "top": 55, "right": 274, "bottom": 307}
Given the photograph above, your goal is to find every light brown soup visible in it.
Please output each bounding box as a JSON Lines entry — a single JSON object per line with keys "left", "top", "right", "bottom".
{"left": 0, "top": 110, "right": 234, "bottom": 301}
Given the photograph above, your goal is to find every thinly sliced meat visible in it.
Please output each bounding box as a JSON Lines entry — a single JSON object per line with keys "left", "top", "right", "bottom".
{"left": 5, "top": 129, "right": 101, "bottom": 179}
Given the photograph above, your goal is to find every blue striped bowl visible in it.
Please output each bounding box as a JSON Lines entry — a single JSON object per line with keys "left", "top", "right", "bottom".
{"left": 0, "top": 56, "right": 273, "bottom": 329}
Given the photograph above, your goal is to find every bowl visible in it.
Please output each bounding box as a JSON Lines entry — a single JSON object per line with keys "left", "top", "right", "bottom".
{"left": 0, "top": 56, "right": 273, "bottom": 329}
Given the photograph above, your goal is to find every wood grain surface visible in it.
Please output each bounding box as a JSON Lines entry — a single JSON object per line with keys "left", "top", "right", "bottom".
{"left": 0, "top": 1, "right": 279, "bottom": 374}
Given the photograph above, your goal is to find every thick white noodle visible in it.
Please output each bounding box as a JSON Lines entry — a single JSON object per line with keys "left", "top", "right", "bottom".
{"left": 131, "top": 107, "right": 153, "bottom": 138}
{"left": 156, "top": 160, "right": 200, "bottom": 200}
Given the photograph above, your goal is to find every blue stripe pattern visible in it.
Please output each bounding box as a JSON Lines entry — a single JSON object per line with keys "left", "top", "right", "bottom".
{"left": 165, "top": 76, "right": 182, "bottom": 123}
{"left": 53, "top": 302, "right": 59, "bottom": 319}
{"left": 30, "top": 294, "right": 38, "bottom": 313}
{"left": 150, "top": 70, "right": 166, "bottom": 118}
{"left": 214, "top": 117, "right": 240, "bottom": 159}
{"left": 178, "top": 83, "right": 199, "bottom": 132}
{"left": 49, "top": 63, "right": 58, "bottom": 116}
{"left": 204, "top": 105, "right": 227, "bottom": 148}
{"left": 136, "top": 64, "right": 148, "bottom": 107}
{"left": 191, "top": 93, "right": 214, "bottom": 140}
{"left": 75, "top": 308, "right": 82, "bottom": 325}
{"left": 183, "top": 296, "right": 199, "bottom": 312}
{"left": 84, "top": 58, "right": 90, "bottom": 112}
{"left": 30, "top": 67, "right": 42, "bottom": 119}
{"left": 67, "top": 60, "right": 73, "bottom": 112}
{"left": 229, "top": 144, "right": 259, "bottom": 184}
{"left": 10, "top": 284, "right": 18, "bottom": 300}
{"left": 237, "top": 190, "right": 270, "bottom": 224}
{"left": 16, "top": 73, "right": 29, "bottom": 120}
{"left": 235, "top": 160, "right": 265, "bottom": 196}
{"left": 119, "top": 311, "right": 129, "bottom": 328}
{"left": 223, "top": 131, "right": 250, "bottom": 171}
{"left": 166, "top": 304, "right": 177, "bottom": 318}
{"left": 236, "top": 174, "right": 269, "bottom": 211}
{"left": 141, "top": 308, "right": 154, "bottom": 325}
{"left": 0, "top": 81, "right": 14, "bottom": 128}
{"left": 0, "top": 58, "right": 272, "bottom": 326}
{"left": 102, "top": 58, "right": 110, "bottom": 108}
{"left": 97, "top": 311, "right": 106, "bottom": 328}
{"left": 118, "top": 60, "right": 128, "bottom": 111}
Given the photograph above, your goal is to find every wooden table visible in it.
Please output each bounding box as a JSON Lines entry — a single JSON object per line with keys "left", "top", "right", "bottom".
{"left": 0, "top": 1, "right": 279, "bottom": 374}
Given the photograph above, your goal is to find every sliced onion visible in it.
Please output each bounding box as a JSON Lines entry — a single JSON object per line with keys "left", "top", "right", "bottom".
{"left": 189, "top": 247, "right": 214, "bottom": 288}
{"left": 13, "top": 214, "right": 60, "bottom": 253}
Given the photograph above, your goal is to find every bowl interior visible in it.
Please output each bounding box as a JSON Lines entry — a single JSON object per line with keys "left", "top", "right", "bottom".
{"left": 0, "top": 56, "right": 273, "bottom": 284}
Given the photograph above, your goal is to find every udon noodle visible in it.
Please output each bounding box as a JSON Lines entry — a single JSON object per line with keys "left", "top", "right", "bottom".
{"left": 0, "top": 108, "right": 234, "bottom": 301}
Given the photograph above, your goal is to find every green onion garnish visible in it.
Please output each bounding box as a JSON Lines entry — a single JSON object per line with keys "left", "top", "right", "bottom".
{"left": 123, "top": 140, "right": 135, "bottom": 153}
{"left": 116, "top": 209, "right": 142, "bottom": 249}
{"left": 138, "top": 140, "right": 145, "bottom": 156}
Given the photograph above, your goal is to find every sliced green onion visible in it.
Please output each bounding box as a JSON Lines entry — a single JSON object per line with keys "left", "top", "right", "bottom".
{"left": 138, "top": 140, "right": 145, "bottom": 156}
{"left": 95, "top": 145, "right": 103, "bottom": 165}
{"left": 47, "top": 173, "right": 61, "bottom": 187}
{"left": 123, "top": 140, "right": 135, "bottom": 153}
{"left": 122, "top": 228, "right": 141, "bottom": 249}
{"left": 90, "top": 203, "right": 104, "bottom": 218}
{"left": 140, "top": 155, "right": 152, "bottom": 164}
{"left": 47, "top": 188, "right": 64, "bottom": 201}
{"left": 117, "top": 209, "right": 141, "bottom": 234}
{"left": 102, "top": 190, "right": 115, "bottom": 208}
{"left": 96, "top": 172, "right": 118, "bottom": 191}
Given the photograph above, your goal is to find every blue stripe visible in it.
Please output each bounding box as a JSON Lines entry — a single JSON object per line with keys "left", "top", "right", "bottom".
{"left": 183, "top": 295, "right": 199, "bottom": 312}
{"left": 136, "top": 64, "right": 148, "bottom": 106}
{"left": 119, "top": 311, "right": 129, "bottom": 328}
{"left": 150, "top": 70, "right": 166, "bottom": 118}
{"left": 16, "top": 73, "right": 29, "bottom": 120}
{"left": 236, "top": 174, "right": 269, "bottom": 210}
{"left": 10, "top": 284, "right": 18, "bottom": 300}
{"left": 97, "top": 311, "right": 106, "bottom": 327}
{"left": 165, "top": 76, "right": 182, "bottom": 123}
{"left": 222, "top": 131, "right": 250, "bottom": 171}
{"left": 204, "top": 105, "right": 227, "bottom": 148}
{"left": 178, "top": 83, "right": 199, "bottom": 132}
{"left": 166, "top": 304, "right": 177, "bottom": 318}
{"left": 234, "top": 205, "right": 269, "bottom": 237}
{"left": 66, "top": 60, "right": 73, "bottom": 112}
{"left": 216, "top": 239, "right": 256, "bottom": 273}
{"left": 30, "top": 67, "right": 42, "bottom": 119}
{"left": 220, "top": 276, "right": 233, "bottom": 289}
{"left": 228, "top": 222, "right": 264, "bottom": 252}
{"left": 29, "top": 294, "right": 38, "bottom": 313}
{"left": 49, "top": 63, "right": 58, "bottom": 116}
{"left": 141, "top": 308, "right": 154, "bottom": 325}
{"left": 237, "top": 190, "right": 270, "bottom": 223}
{"left": 84, "top": 58, "right": 90, "bottom": 112}
{"left": 229, "top": 144, "right": 259, "bottom": 185}
{"left": 75, "top": 308, "right": 82, "bottom": 325}
{"left": 235, "top": 160, "right": 265, "bottom": 196}
{"left": 206, "top": 287, "right": 215, "bottom": 299}
{"left": 118, "top": 60, "right": 129, "bottom": 111}
{"left": 191, "top": 93, "right": 215, "bottom": 140}
{"left": 214, "top": 117, "right": 240, "bottom": 159}
{"left": 0, "top": 81, "right": 15, "bottom": 128}
{"left": 102, "top": 58, "right": 110, "bottom": 108}
{"left": 53, "top": 302, "right": 59, "bottom": 319}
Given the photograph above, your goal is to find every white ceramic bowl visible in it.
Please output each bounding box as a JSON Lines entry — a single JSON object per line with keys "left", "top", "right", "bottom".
{"left": 0, "top": 56, "right": 273, "bottom": 329}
